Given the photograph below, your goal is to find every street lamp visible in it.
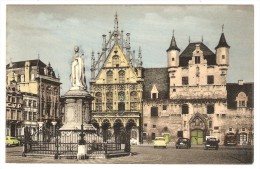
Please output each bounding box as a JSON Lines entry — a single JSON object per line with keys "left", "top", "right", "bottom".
{"left": 51, "top": 120, "right": 58, "bottom": 159}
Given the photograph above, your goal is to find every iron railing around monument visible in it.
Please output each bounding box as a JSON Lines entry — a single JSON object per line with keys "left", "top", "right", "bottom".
{"left": 23, "top": 126, "right": 130, "bottom": 158}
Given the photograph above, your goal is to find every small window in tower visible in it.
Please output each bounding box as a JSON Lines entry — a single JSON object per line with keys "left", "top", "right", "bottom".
{"left": 163, "top": 105, "right": 167, "bottom": 110}
{"left": 207, "top": 76, "right": 214, "bottom": 84}
{"left": 195, "top": 56, "right": 200, "bottom": 64}
{"left": 173, "top": 89, "right": 176, "bottom": 92}
{"left": 229, "top": 127, "right": 233, "bottom": 132}
{"left": 182, "top": 77, "right": 189, "bottom": 85}
{"left": 152, "top": 125, "right": 156, "bottom": 128}
{"left": 222, "top": 55, "right": 225, "bottom": 59}
{"left": 172, "top": 57, "right": 174, "bottom": 61}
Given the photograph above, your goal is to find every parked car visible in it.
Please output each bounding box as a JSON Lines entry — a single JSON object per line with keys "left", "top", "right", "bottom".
{"left": 176, "top": 138, "right": 191, "bottom": 149}
{"left": 130, "top": 138, "right": 138, "bottom": 145}
{"left": 153, "top": 137, "right": 167, "bottom": 148}
{"left": 204, "top": 137, "right": 220, "bottom": 150}
{"left": 6, "top": 136, "right": 20, "bottom": 147}
{"left": 224, "top": 133, "right": 237, "bottom": 146}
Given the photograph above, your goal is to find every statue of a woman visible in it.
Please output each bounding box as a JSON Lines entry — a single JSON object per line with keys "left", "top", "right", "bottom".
{"left": 70, "top": 46, "right": 86, "bottom": 90}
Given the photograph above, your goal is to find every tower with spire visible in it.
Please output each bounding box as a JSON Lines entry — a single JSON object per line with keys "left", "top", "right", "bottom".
{"left": 167, "top": 30, "right": 180, "bottom": 68}
{"left": 215, "top": 25, "right": 230, "bottom": 76}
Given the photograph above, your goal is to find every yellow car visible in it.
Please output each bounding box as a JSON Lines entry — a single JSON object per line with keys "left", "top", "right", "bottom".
{"left": 6, "top": 136, "right": 20, "bottom": 147}
{"left": 153, "top": 137, "right": 167, "bottom": 148}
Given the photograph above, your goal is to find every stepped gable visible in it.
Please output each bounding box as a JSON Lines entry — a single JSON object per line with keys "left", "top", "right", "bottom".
{"left": 179, "top": 42, "right": 216, "bottom": 67}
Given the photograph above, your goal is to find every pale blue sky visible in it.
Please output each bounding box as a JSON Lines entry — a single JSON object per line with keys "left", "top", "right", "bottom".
{"left": 6, "top": 5, "right": 254, "bottom": 94}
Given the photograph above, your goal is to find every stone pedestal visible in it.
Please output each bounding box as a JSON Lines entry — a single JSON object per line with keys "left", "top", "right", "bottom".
{"left": 77, "top": 145, "right": 87, "bottom": 159}
{"left": 60, "top": 89, "right": 95, "bottom": 131}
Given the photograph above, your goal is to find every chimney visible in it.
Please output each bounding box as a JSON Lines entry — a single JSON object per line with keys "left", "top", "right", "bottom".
{"left": 238, "top": 80, "right": 244, "bottom": 85}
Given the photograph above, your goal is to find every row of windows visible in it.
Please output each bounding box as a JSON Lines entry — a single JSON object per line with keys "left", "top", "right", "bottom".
{"left": 150, "top": 104, "right": 215, "bottom": 117}
{"left": 171, "top": 55, "right": 225, "bottom": 64}
{"left": 95, "top": 102, "right": 138, "bottom": 111}
{"left": 6, "top": 96, "right": 23, "bottom": 103}
{"left": 181, "top": 75, "right": 214, "bottom": 85}
{"left": 95, "top": 91, "right": 138, "bottom": 103}
{"left": 107, "top": 70, "right": 125, "bottom": 83}
{"left": 12, "top": 74, "right": 35, "bottom": 82}
{"left": 7, "top": 110, "right": 37, "bottom": 121}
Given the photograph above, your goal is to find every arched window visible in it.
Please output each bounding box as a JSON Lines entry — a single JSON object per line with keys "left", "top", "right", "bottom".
{"left": 182, "top": 104, "right": 189, "bottom": 114}
{"left": 118, "top": 91, "right": 125, "bottom": 102}
{"left": 130, "top": 91, "right": 138, "bottom": 111}
{"left": 95, "top": 92, "right": 102, "bottom": 111}
{"left": 106, "top": 92, "right": 113, "bottom": 111}
{"left": 207, "top": 104, "right": 214, "bottom": 114}
{"left": 130, "top": 91, "right": 138, "bottom": 102}
{"left": 106, "top": 71, "right": 113, "bottom": 83}
{"left": 118, "top": 70, "right": 125, "bottom": 83}
{"left": 112, "top": 55, "right": 119, "bottom": 67}
{"left": 236, "top": 92, "right": 248, "bottom": 108}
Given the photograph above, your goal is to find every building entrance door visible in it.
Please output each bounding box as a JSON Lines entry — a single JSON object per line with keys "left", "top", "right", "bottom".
{"left": 191, "top": 129, "right": 204, "bottom": 144}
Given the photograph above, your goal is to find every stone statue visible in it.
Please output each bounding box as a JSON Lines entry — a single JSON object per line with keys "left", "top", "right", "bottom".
{"left": 70, "top": 46, "right": 86, "bottom": 90}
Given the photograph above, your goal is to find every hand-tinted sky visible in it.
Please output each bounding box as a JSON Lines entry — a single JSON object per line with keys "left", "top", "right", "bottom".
{"left": 6, "top": 5, "right": 254, "bottom": 94}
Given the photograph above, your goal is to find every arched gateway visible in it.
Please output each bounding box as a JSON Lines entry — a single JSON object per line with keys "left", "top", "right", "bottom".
{"left": 189, "top": 113, "right": 207, "bottom": 145}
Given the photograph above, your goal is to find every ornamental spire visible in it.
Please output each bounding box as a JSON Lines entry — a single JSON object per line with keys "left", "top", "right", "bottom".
{"left": 166, "top": 29, "right": 180, "bottom": 52}
{"left": 114, "top": 12, "right": 118, "bottom": 32}
{"left": 215, "top": 24, "right": 230, "bottom": 49}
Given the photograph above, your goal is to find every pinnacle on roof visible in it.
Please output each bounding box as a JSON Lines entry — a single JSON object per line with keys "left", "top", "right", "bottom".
{"left": 215, "top": 25, "right": 230, "bottom": 49}
{"left": 166, "top": 30, "right": 180, "bottom": 52}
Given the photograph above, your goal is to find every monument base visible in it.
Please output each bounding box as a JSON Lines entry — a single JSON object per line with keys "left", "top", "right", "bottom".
{"left": 77, "top": 145, "right": 88, "bottom": 160}
{"left": 59, "top": 88, "right": 96, "bottom": 132}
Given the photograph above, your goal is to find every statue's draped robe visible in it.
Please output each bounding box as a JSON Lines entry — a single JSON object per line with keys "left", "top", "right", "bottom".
{"left": 70, "top": 53, "right": 86, "bottom": 90}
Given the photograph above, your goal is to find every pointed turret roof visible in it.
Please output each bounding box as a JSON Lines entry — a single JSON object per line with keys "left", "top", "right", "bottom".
{"left": 166, "top": 31, "right": 180, "bottom": 52}
{"left": 215, "top": 32, "right": 230, "bottom": 49}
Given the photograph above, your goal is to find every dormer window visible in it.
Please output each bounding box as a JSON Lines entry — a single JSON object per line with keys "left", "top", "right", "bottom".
{"left": 151, "top": 84, "right": 159, "bottom": 99}
{"left": 236, "top": 92, "right": 248, "bottom": 108}
{"left": 195, "top": 56, "right": 200, "bottom": 64}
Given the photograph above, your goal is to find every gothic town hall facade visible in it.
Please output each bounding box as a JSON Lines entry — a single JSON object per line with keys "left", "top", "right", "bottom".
{"left": 90, "top": 15, "right": 254, "bottom": 145}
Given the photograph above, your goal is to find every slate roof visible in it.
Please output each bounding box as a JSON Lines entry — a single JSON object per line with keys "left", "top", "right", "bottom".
{"left": 226, "top": 82, "right": 254, "bottom": 109}
{"left": 215, "top": 33, "right": 230, "bottom": 49}
{"left": 6, "top": 59, "right": 56, "bottom": 77}
{"left": 6, "top": 59, "right": 46, "bottom": 69}
{"left": 179, "top": 42, "right": 216, "bottom": 67}
{"left": 166, "top": 34, "right": 180, "bottom": 52}
{"left": 143, "top": 68, "right": 169, "bottom": 100}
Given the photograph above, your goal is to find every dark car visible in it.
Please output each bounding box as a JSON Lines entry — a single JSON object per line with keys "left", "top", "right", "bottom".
{"left": 204, "top": 138, "right": 220, "bottom": 150}
{"left": 176, "top": 138, "right": 191, "bottom": 149}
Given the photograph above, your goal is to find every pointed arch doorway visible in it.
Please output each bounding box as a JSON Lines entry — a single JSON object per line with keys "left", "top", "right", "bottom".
{"left": 189, "top": 113, "right": 207, "bottom": 145}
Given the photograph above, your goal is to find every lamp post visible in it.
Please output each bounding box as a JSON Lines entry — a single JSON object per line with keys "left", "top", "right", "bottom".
{"left": 37, "top": 119, "right": 44, "bottom": 142}
{"left": 51, "top": 120, "right": 58, "bottom": 159}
